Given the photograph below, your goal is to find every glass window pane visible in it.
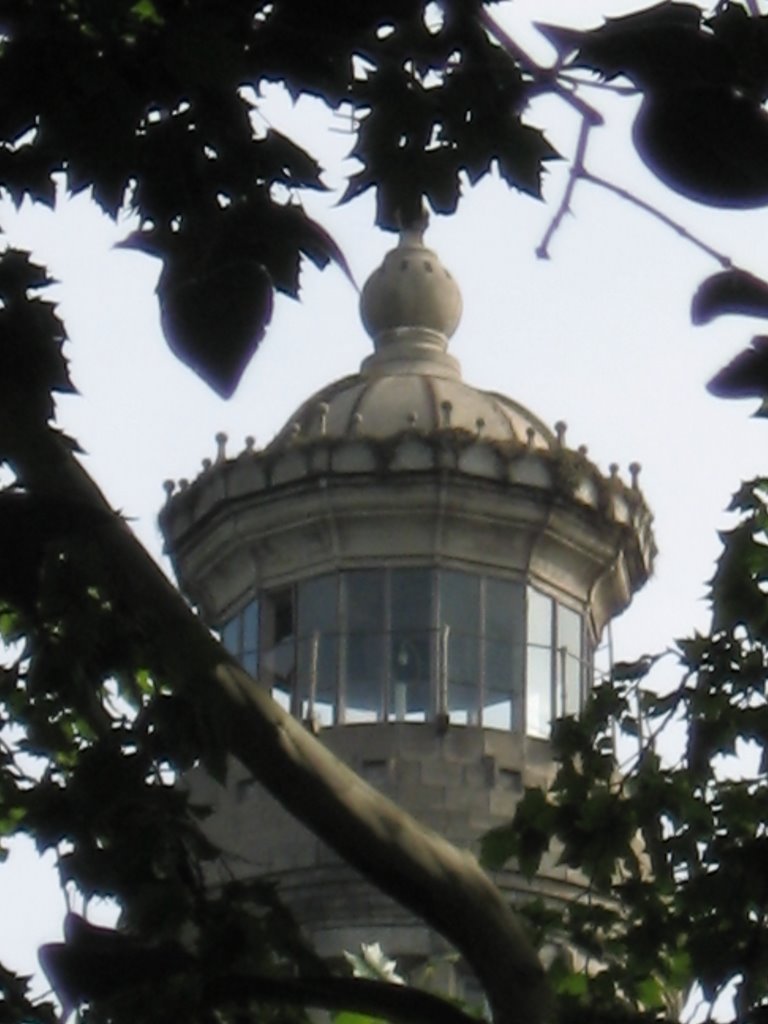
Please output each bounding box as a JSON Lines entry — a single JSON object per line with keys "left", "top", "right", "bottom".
{"left": 221, "top": 616, "right": 240, "bottom": 656}
{"left": 241, "top": 600, "right": 259, "bottom": 677}
{"left": 526, "top": 588, "right": 553, "bottom": 738}
{"left": 557, "top": 603, "right": 583, "bottom": 717}
{"left": 260, "top": 591, "right": 295, "bottom": 709}
{"left": 390, "top": 569, "right": 432, "bottom": 721}
{"left": 345, "top": 571, "right": 386, "bottom": 722}
{"left": 439, "top": 571, "right": 479, "bottom": 724}
{"left": 242, "top": 600, "right": 259, "bottom": 652}
{"left": 298, "top": 576, "right": 338, "bottom": 726}
{"left": 483, "top": 579, "right": 524, "bottom": 730}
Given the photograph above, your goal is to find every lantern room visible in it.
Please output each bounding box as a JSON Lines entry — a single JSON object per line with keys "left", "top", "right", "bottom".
{"left": 161, "top": 225, "right": 654, "bottom": 747}
{"left": 159, "top": 226, "right": 655, "bottom": 963}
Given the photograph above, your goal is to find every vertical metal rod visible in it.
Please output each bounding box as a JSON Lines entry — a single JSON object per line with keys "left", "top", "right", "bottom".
{"left": 478, "top": 580, "right": 486, "bottom": 727}
{"left": 558, "top": 645, "right": 567, "bottom": 718}
{"left": 309, "top": 629, "right": 319, "bottom": 723}
{"left": 440, "top": 624, "right": 450, "bottom": 717}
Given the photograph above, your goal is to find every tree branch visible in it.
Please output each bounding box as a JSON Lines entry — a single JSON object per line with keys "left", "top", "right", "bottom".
{"left": 536, "top": 114, "right": 592, "bottom": 259}
{"left": 478, "top": 7, "right": 604, "bottom": 127}
{"left": 477, "top": 6, "right": 734, "bottom": 271}
{"left": 582, "top": 171, "right": 732, "bottom": 268}
{"left": 535, "top": 116, "right": 733, "bottom": 264}
{"left": 206, "top": 974, "right": 480, "bottom": 1024}
{"left": 7, "top": 423, "right": 549, "bottom": 1024}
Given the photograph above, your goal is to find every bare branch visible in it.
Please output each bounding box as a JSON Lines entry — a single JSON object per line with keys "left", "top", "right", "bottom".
{"left": 478, "top": 7, "right": 604, "bottom": 127}
{"left": 582, "top": 171, "right": 733, "bottom": 268}
{"left": 536, "top": 114, "right": 593, "bottom": 259}
{"left": 477, "top": 6, "right": 734, "bottom": 271}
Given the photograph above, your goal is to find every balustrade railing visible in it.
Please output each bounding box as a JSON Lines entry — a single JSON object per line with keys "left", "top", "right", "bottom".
{"left": 259, "top": 626, "right": 593, "bottom": 736}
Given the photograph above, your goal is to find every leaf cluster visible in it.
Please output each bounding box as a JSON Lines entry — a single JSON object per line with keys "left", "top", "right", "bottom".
{"left": 0, "top": 1, "right": 557, "bottom": 396}
{"left": 7, "top": 3, "right": 768, "bottom": 1024}
{"left": 482, "top": 479, "right": 768, "bottom": 1023}
{"left": 0, "top": 492, "right": 323, "bottom": 1024}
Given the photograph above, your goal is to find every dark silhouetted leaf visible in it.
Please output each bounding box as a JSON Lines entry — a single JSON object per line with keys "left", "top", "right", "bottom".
{"left": 692, "top": 268, "right": 768, "bottom": 325}
{"left": 549, "top": 2, "right": 768, "bottom": 206}
{"left": 634, "top": 87, "right": 768, "bottom": 208}
{"left": 610, "top": 654, "right": 659, "bottom": 682}
{"left": 39, "top": 914, "right": 193, "bottom": 1018}
{"left": 539, "top": 4, "right": 714, "bottom": 87}
{"left": 708, "top": 336, "right": 768, "bottom": 401}
{"left": 160, "top": 257, "right": 274, "bottom": 398}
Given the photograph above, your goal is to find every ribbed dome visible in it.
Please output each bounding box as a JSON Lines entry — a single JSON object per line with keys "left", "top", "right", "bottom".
{"left": 267, "top": 369, "right": 555, "bottom": 450}
{"left": 267, "top": 228, "right": 555, "bottom": 453}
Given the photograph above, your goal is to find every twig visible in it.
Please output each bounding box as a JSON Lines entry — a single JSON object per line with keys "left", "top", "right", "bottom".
{"left": 582, "top": 171, "right": 733, "bottom": 268}
{"left": 616, "top": 689, "right": 681, "bottom": 775}
{"left": 478, "top": 7, "right": 604, "bottom": 127}
{"left": 478, "top": 4, "right": 734, "bottom": 270}
{"left": 535, "top": 115, "right": 592, "bottom": 259}
{"left": 558, "top": 72, "right": 639, "bottom": 97}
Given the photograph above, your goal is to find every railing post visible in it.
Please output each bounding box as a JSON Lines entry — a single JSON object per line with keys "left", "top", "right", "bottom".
{"left": 439, "top": 624, "right": 450, "bottom": 718}
{"left": 558, "top": 644, "right": 567, "bottom": 719}
{"left": 307, "top": 629, "right": 319, "bottom": 725}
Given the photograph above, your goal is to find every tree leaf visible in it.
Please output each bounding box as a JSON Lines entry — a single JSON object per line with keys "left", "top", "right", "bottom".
{"left": 707, "top": 336, "right": 768, "bottom": 401}
{"left": 692, "top": 268, "right": 768, "bottom": 325}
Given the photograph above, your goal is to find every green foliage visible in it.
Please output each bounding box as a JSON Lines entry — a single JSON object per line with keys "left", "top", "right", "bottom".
{"left": 0, "top": 487, "right": 322, "bottom": 1024}
{"left": 4, "top": 2, "right": 768, "bottom": 1024}
{"left": 481, "top": 479, "right": 768, "bottom": 1022}
{"left": 0, "top": 0, "right": 557, "bottom": 395}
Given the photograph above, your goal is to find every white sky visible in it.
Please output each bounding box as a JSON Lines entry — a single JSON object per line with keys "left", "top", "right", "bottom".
{"left": 0, "top": 0, "right": 765, "bottom": 1004}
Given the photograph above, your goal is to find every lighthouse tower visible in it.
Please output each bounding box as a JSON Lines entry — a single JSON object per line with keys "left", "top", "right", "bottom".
{"left": 159, "top": 227, "right": 655, "bottom": 985}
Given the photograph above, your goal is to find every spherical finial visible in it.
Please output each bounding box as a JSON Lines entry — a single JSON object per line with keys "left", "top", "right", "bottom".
{"left": 359, "top": 222, "right": 462, "bottom": 344}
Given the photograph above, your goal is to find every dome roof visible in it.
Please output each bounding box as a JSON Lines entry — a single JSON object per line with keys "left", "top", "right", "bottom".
{"left": 267, "top": 227, "right": 555, "bottom": 453}
{"left": 160, "top": 223, "right": 656, "bottom": 629}
{"left": 268, "top": 367, "right": 555, "bottom": 451}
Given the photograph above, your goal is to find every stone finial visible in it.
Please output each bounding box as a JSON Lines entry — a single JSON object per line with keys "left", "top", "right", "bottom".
{"left": 317, "top": 401, "right": 330, "bottom": 436}
{"left": 215, "top": 432, "right": 228, "bottom": 463}
{"left": 526, "top": 426, "right": 536, "bottom": 450}
{"left": 440, "top": 400, "right": 453, "bottom": 427}
{"left": 359, "top": 223, "right": 462, "bottom": 344}
{"left": 163, "top": 479, "right": 175, "bottom": 502}
{"left": 245, "top": 435, "right": 256, "bottom": 454}
{"left": 629, "top": 462, "right": 641, "bottom": 490}
{"left": 202, "top": 457, "right": 212, "bottom": 472}
{"left": 555, "top": 421, "right": 567, "bottom": 448}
